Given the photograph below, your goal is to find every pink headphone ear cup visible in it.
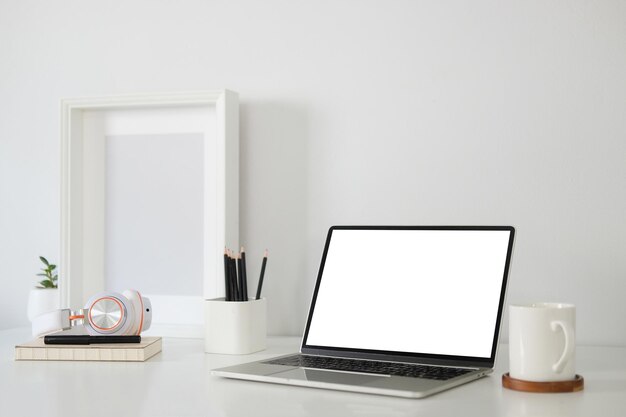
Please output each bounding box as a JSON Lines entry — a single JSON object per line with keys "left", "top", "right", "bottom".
{"left": 122, "top": 290, "right": 144, "bottom": 335}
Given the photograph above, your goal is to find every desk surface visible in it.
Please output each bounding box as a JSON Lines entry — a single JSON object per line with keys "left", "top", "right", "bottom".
{"left": 1, "top": 328, "right": 625, "bottom": 417}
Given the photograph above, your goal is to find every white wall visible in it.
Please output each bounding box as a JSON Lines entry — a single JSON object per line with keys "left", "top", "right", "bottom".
{"left": 1, "top": 0, "right": 625, "bottom": 346}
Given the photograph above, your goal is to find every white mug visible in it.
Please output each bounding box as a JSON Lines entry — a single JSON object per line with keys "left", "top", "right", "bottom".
{"left": 509, "top": 302, "right": 576, "bottom": 382}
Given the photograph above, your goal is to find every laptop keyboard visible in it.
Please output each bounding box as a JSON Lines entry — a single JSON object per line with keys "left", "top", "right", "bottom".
{"left": 264, "top": 355, "right": 474, "bottom": 381}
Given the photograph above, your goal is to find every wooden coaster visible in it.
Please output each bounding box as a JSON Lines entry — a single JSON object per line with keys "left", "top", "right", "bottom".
{"left": 502, "top": 373, "right": 584, "bottom": 393}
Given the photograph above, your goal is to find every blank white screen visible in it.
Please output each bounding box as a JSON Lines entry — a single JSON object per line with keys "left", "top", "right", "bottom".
{"left": 305, "top": 229, "right": 511, "bottom": 358}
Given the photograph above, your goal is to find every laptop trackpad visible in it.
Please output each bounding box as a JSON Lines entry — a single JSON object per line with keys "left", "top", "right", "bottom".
{"left": 272, "top": 368, "right": 388, "bottom": 385}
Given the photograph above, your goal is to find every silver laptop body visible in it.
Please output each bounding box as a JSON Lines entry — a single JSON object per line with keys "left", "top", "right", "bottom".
{"left": 212, "top": 226, "right": 515, "bottom": 398}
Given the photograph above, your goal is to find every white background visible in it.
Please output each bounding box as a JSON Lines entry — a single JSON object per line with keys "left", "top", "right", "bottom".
{"left": 306, "top": 229, "right": 510, "bottom": 357}
{"left": 1, "top": 1, "right": 625, "bottom": 346}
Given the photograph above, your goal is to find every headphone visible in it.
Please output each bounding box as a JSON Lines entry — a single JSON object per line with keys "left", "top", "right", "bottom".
{"left": 32, "top": 290, "right": 152, "bottom": 338}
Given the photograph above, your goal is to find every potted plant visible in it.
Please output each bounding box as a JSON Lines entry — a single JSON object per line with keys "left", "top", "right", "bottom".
{"left": 27, "top": 257, "right": 60, "bottom": 321}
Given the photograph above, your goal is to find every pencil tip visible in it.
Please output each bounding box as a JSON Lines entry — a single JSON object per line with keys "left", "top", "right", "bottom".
{"left": 241, "top": 246, "right": 245, "bottom": 252}
{"left": 264, "top": 249, "right": 269, "bottom": 257}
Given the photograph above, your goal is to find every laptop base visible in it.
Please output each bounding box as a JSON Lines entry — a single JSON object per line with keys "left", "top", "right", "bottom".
{"left": 211, "top": 354, "right": 492, "bottom": 399}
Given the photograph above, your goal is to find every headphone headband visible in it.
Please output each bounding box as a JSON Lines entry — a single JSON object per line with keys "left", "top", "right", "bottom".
{"left": 31, "top": 309, "right": 72, "bottom": 337}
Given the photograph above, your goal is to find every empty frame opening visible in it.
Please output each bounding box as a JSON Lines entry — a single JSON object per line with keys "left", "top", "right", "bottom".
{"left": 105, "top": 132, "right": 205, "bottom": 296}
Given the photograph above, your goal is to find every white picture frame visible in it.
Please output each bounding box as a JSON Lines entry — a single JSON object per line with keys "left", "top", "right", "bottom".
{"left": 60, "top": 90, "right": 239, "bottom": 337}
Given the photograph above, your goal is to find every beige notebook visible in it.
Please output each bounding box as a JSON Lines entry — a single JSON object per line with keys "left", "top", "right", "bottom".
{"left": 15, "top": 337, "right": 162, "bottom": 362}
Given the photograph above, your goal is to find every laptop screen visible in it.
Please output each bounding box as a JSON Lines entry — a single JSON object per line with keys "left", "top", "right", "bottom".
{"left": 302, "top": 226, "right": 514, "bottom": 363}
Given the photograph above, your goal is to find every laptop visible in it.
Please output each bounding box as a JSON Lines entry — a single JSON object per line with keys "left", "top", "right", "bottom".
{"left": 212, "top": 226, "right": 515, "bottom": 398}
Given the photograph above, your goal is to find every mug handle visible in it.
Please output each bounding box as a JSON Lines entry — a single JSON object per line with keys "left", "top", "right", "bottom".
{"left": 550, "top": 320, "right": 574, "bottom": 373}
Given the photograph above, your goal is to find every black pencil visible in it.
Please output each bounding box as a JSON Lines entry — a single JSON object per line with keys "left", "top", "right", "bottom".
{"left": 224, "top": 248, "right": 230, "bottom": 301}
{"left": 256, "top": 249, "right": 268, "bottom": 300}
{"left": 237, "top": 253, "right": 245, "bottom": 302}
{"left": 229, "top": 251, "right": 239, "bottom": 301}
{"left": 226, "top": 250, "right": 233, "bottom": 301}
{"left": 240, "top": 247, "right": 249, "bottom": 301}
{"left": 224, "top": 249, "right": 235, "bottom": 301}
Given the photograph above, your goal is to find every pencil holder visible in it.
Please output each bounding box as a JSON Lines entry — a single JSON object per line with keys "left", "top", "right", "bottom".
{"left": 204, "top": 297, "right": 266, "bottom": 354}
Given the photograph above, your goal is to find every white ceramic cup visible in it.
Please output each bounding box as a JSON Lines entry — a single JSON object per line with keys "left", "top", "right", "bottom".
{"left": 204, "top": 297, "right": 266, "bottom": 355}
{"left": 509, "top": 302, "right": 576, "bottom": 382}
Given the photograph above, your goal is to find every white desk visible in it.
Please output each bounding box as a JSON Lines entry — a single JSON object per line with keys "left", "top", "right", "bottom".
{"left": 1, "top": 328, "right": 625, "bottom": 417}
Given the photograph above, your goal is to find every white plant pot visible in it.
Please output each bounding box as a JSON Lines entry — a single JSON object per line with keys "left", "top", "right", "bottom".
{"left": 27, "top": 288, "right": 60, "bottom": 322}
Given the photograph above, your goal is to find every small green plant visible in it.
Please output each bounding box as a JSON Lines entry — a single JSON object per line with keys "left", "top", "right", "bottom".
{"left": 36, "top": 256, "right": 58, "bottom": 289}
